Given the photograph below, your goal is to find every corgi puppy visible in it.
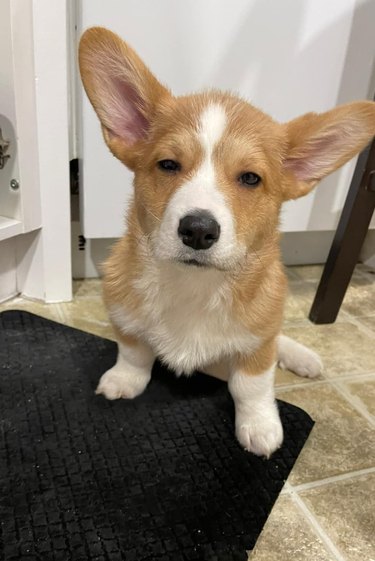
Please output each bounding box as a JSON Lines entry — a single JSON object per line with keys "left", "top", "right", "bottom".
{"left": 79, "top": 27, "right": 375, "bottom": 457}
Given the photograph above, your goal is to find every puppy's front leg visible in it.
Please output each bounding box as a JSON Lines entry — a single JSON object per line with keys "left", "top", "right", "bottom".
{"left": 96, "top": 333, "right": 155, "bottom": 400}
{"left": 228, "top": 340, "right": 283, "bottom": 458}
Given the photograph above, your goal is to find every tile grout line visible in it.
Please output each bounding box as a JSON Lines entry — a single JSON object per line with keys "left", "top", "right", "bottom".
{"left": 283, "top": 319, "right": 314, "bottom": 327}
{"left": 325, "top": 371, "right": 375, "bottom": 382}
{"left": 289, "top": 490, "right": 347, "bottom": 561}
{"left": 276, "top": 379, "right": 329, "bottom": 392}
{"left": 285, "top": 466, "right": 375, "bottom": 493}
{"left": 287, "top": 278, "right": 317, "bottom": 286}
{"left": 339, "top": 308, "right": 375, "bottom": 338}
{"left": 69, "top": 317, "right": 112, "bottom": 328}
{"left": 275, "top": 370, "right": 375, "bottom": 393}
{"left": 323, "top": 306, "right": 375, "bottom": 425}
{"left": 331, "top": 380, "right": 375, "bottom": 428}
{"left": 351, "top": 266, "right": 375, "bottom": 282}
{"left": 280, "top": 480, "right": 296, "bottom": 496}
{"left": 0, "top": 299, "right": 113, "bottom": 331}
{"left": 53, "top": 303, "right": 68, "bottom": 324}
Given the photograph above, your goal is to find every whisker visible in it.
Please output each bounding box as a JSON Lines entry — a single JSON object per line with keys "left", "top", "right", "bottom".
{"left": 139, "top": 202, "right": 162, "bottom": 224}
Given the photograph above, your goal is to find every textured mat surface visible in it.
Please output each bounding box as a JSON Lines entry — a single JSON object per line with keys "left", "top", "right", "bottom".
{"left": 0, "top": 311, "right": 314, "bottom": 561}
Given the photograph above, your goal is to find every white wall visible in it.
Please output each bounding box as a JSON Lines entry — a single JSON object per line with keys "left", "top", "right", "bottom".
{"left": 78, "top": 0, "right": 375, "bottom": 241}
{"left": 0, "top": 0, "right": 21, "bottom": 224}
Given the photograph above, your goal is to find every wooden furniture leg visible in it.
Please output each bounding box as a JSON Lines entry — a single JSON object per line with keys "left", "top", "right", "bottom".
{"left": 309, "top": 138, "right": 375, "bottom": 324}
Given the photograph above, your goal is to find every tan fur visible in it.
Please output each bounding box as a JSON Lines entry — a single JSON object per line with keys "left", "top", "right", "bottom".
{"left": 235, "top": 339, "right": 278, "bottom": 375}
{"left": 111, "top": 324, "right": 139, "bottom": 348}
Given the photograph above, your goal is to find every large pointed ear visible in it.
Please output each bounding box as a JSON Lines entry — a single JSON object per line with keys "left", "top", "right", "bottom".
{"left": 282, "top": 101, "right": 375, "bottom": 200}
{"left": 79, "top": 27, "right": 171, "bottom": 169}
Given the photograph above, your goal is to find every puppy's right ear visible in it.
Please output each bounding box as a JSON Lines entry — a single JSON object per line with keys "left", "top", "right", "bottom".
{"left": 281, "top": 101, "right": 375, "bottom": 200}
{"left": 79, "top": 27, "right": 171, "bottom": 169}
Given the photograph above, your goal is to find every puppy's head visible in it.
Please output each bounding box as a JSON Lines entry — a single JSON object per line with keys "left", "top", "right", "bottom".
{"left": 79, "top": 27, "right": 375, "bottom": 271}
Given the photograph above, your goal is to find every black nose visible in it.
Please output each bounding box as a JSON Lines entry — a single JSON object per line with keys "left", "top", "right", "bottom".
{"left": 178, "top": 212, "right": 221, "bottom": 250}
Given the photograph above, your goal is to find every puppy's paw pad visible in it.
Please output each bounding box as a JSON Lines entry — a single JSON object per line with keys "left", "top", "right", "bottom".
{"left": 95, "top": 368, "right": 147, "bottom": 400}
{"left": 236, "top": 417, "right": 283, "bottom": 458}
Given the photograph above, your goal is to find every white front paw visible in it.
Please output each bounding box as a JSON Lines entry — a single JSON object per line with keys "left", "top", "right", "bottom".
{"left": 235, "top": 407, "right": 283, "bottom": 458}
{"left": 293, "top": 347, "right": 323, "bottom": 378}
{"left": 96, "top": 365, "right": 150, "bottom": 400}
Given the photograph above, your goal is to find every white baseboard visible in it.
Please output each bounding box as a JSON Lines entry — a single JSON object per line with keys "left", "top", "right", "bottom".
{"left": 280, "top": 231, "right": 335, "bottom": 266}
{"left": 0, "top": 238, "right": 18, "bottom": 302}
{"left": 1, "top": 228, "right": 73, "bottom": 303}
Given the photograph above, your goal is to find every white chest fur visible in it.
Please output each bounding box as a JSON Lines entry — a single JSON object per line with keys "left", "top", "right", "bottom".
{"left": 109, "top": 262, "right": 260, "bottom": 375}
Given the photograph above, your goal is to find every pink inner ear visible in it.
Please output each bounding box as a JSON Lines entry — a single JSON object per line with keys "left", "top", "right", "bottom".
{"left": 104, "top": 77, "right": 150, "bottom": 145}
{"left": 285, "top": 132, "right": 343, "bottom": 182}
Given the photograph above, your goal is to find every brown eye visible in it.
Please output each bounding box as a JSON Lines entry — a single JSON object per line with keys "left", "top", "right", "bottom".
{"left": 238, "top": 172, "right": 261, "bottom": 187}
{"left": 158, "top": 159, "right": 181, "bottom": 173}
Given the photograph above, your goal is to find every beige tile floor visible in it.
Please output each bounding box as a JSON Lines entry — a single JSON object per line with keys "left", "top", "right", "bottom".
{"left": 1, "top": 265, "right": 374, "bottom": 561}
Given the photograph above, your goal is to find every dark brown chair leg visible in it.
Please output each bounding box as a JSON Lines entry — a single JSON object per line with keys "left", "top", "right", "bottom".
{"left": 309, "top": 138, "right": 375, "bottom": 324}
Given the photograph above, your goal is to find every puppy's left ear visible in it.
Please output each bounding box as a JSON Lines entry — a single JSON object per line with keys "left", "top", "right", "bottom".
{"left": 282, "top": 101, "right": 375, "bottom": 200}
{"left": 79, "top": 27, "right": 172, "bottom": 169}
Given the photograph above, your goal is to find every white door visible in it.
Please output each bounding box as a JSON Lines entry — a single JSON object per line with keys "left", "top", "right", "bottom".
{"left": 79, "top": 0, "right": 375, "bottom": 241}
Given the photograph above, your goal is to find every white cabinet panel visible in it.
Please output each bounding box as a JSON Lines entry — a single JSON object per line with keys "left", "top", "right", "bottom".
{"left": 0, "top": 0, "right": 42, "bottom": 236}
{"left": 80, "top": 0, "right": 375, "bottom": 238}
{"left": 0, "top": 0, "right": 72, "bottom": 302}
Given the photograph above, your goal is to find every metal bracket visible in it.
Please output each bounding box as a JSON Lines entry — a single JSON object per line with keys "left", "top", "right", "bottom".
{"left": 0, "top": 127, "right": 11, "bottom": 169}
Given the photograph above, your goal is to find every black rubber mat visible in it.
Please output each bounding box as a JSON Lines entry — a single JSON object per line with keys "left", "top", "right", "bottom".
{"left": 0, "top": 311, "right": 314, "bottom": 561}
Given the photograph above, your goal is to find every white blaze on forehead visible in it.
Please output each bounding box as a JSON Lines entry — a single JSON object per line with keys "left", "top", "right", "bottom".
{"left": 184, "top": 102, "right": 228, "bottom": 201}
{"left": 198, "top": 103, "right": 227, "bottom": 160}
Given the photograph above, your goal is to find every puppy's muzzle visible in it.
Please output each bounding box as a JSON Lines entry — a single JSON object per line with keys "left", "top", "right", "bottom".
{"left": 178, "top": 211, "right": 221, "bottom": 250}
